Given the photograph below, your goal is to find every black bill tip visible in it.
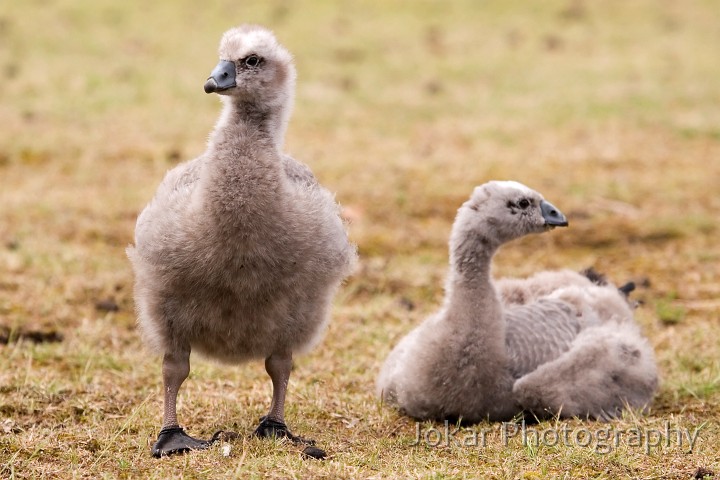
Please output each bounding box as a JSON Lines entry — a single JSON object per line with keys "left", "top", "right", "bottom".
{"left": 540, "top": 200, "right": 568, "bottom": 227}
{"left": 204, "top": 60, "right": 236, "bottom": 94}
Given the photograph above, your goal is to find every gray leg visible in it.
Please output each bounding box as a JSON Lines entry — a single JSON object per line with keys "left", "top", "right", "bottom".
{"left": 253, "top": 352, "right": 327, "bottom": 458}
{"left": 254, "top": 351, "right": 297, "bottom": 440}
{"left": 152, "top": 348, "right": 215, "bottom": 458}
{"left": 249, "top": 351, "right": 327, "bottom": 459}
{"left": 265, "top": 351, "right": 292, "bottom": 424}
{"left": 162, "top": 349, "right": 190, "bottom": 428}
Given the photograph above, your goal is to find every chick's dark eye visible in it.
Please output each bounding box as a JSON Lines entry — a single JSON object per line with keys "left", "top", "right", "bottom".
{"left": 244, "top": 55, "right": 261, "bottom": 67}
{"left": 518, "top": 198, "right": 531, "bottom": 209}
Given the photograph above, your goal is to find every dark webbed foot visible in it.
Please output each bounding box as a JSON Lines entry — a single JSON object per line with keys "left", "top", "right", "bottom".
{"left": 253, "top": 417, "right": 310, "bottom": 444}
{"left": 253, "top": 418, "right": 327, "bottom": 459}
{"left": 152, "top": 426, "right": 216, "bottom": 458}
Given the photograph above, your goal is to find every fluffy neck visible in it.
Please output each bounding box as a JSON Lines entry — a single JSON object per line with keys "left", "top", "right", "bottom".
{"left": 446, "top": 227, "right": 501, "bottom": 315}
{"left": 443, "top": 219, "right": 506, "bottom": 354}
{"left": 199, "top": 95, "right": 291, "bottom": 233}
{"left": 210, "top": 95, "right": 290, "bottom": 150}
{"left": 440, "top": 221, "right": 513, "bottom": 415}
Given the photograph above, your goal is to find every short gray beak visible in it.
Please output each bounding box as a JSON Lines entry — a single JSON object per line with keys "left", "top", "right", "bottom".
{"left": 204, "top": 60, "right": 236, "bottom": 94}
{"left": 540, "top": 200, "right": 568, "bottom": 227}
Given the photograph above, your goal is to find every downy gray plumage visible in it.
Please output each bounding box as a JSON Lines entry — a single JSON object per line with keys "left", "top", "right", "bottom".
{"left": 128, "top": 24, "right": 356, "bottom": 457}
{"left": 377, "top": 181, "right": 657, "bottom": 423}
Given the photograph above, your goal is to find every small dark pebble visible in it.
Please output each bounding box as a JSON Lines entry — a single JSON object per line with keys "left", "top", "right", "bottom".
{"left": 166, "top": 149, "right": 182, "bottom": 162}
{"left": 398, "top": 297, "right": 415, "bottom": 311}
{"left": 302, "top": 446, "right": 327, "bottom": 460}
{"left": 424, "top": 80, "right": 443, "bottom": 95}
{"left": 694, "top": 467, "right": 715, "bottom": 479}
{"left": 95, "top": 298, "right": 119, "bottom": 312}
{"left": 543, "top": 34, "right": 564, "bottom": 51}
{"left": 211, "top": 430, "right": 241, "bottom": 443}
{"left": 22, "top": 330, "right": 63, "bottom": 343}
{"left": 5, "top": 239, "right": 19, "bottom": 250}
{"left": 580, "top": 267, "right": 607, "bottom": 286}
{"left": 0, "top": 327, "right": 63, "bottom": 345}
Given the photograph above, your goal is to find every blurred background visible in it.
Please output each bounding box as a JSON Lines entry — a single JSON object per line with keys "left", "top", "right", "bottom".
{"left": 1, "top": 0, "right": 719, "bottom": 476}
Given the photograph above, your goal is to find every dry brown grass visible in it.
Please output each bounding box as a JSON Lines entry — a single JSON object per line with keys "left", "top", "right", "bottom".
{"left": 1, "top": 0, "right": 719, "bottom": 478}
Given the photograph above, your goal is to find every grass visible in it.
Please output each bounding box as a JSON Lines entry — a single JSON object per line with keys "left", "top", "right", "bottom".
{"left": 1, "top": 0, "right": 719, "bottom": 478}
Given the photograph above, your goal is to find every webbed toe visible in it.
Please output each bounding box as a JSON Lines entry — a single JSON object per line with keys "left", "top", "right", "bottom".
{"left": 152, "top": 426, "right": 213, "bottom": 458}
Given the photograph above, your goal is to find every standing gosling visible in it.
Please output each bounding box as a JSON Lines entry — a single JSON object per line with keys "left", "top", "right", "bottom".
{"left": 376, "top": 181, "right": 657, "bottom": 422}
{"left": 127, "top": 25, "right": 356, "bottom": 457}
